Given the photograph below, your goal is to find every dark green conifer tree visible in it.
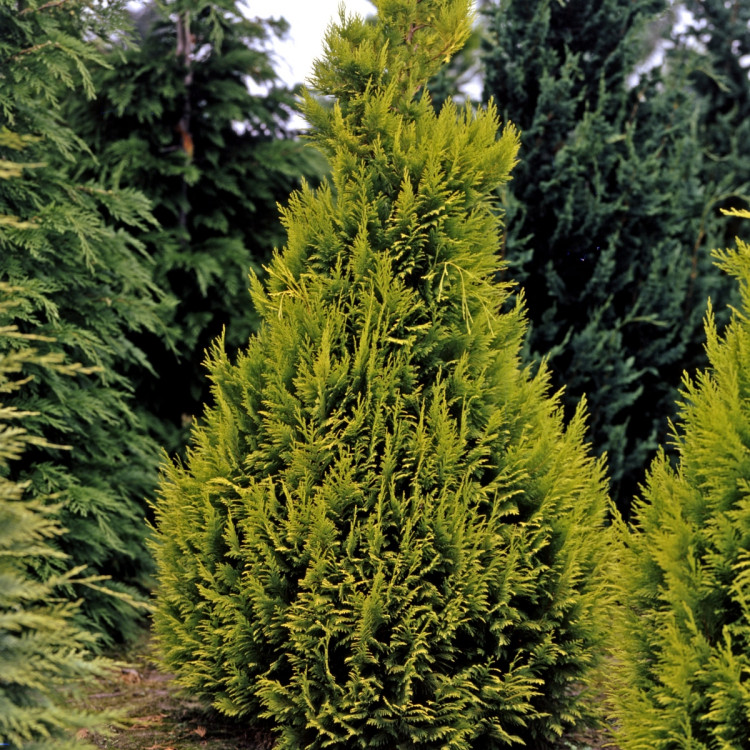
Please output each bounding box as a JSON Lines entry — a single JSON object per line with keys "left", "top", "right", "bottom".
{"left": 0, "top": 0, "right": 164, "bottom": 643}
{"left": 612, "top": 209, "right": 750, "bottom": 749}
{"left": 0, "top": 287, "right": 108, "bottom": 749}
{"left": 67, "top": 0, "right": 325, "bottom": 452}
{"left": 481, "top": 0, "right": 730, "bottom": 512}
{"left": 667, "top": 0, "right": 750, "bottom": 250}
{"left": 152, "top": 1, "right": 613, "bottom": 747}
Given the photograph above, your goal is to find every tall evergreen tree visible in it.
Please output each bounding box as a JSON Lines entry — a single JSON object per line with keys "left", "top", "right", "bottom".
{"left": 0, "top": 287, "right": 107, "bottom": 750}
{"left": 0, "top": 0, "right": 164, "bottom": 643}
{"left": 481, "top": 0, "right": 731, "bottom": 512}
{"left": 612, "top": 209, "right": 750, "bottom": 749}
{"left": 667, "top": 0, "right": 750, "bottom": 250}
{"left": 152, "top": 1, "right": 613, "bottom": 747}
{"left": 67, "top": 0, "right": 325, "bottom": 452}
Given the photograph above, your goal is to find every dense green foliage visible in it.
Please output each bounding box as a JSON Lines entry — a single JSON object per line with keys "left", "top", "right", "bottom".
{"left": 668, "top": 0, "right": 750, "bottom": 250}
{"left": 67, "top": 0, "right": 325, "bottom": 452}
{"left": 612, "top": 209, "right": 750, "bottom": 748}
{"left": 0, "top": 0, "right": 163, "bottom": 643}
{"left": 153, "top": 1, "right": 613, "bottom": 747}
{"left": 481, "top": 0, "right": 732, "bottom": 512}
{"left": 0, "top": 289, "right": 106, "bottom": 750}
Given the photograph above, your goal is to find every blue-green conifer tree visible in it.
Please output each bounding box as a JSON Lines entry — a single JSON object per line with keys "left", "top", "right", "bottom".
{"left": 667, "top": 0, "right": 750, "bottom": 252}
{"left": 481, "top": 0, "right": 731, "bottom": 512}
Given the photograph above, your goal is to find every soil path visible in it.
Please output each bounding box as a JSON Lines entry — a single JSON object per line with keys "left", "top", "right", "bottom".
{"left": 78, "top": 639, "right": 620, "bottom": 750}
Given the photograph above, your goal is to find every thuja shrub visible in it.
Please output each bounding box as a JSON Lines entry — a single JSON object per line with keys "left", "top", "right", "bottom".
{"left": 611, "top": 210, "right": 750, "bottom": 749}
{"left": 152, "top": 1, "right": 613, "bottom": 747}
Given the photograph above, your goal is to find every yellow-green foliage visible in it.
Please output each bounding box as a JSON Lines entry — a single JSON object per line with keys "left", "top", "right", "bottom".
{"left": 0, "top": 287, "right": 107, "bottom": 749}
{"left": 612, "top": 210, "right": 750, "bottom": 749}
{"left": 152, "top": 1, "right": 613, "bottom": 747}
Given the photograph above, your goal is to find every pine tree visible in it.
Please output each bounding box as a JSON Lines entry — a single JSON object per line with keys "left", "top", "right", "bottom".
{"left": 0, "top": 0, "right": 164, "bottom": 643}
{"left": 152, "top": 1, "right": 613, "bottom": 747}
{"left": 481, "top": 0, "right": 731, "bottom": 512}
{"left": 611, "top": 209, "right": 750, "bottom": 749}
{"left": 0, "top": 286, "right": 108, "bottom": 750}
{"left": 66, "top": 0, "right": 326, "bottom": 453}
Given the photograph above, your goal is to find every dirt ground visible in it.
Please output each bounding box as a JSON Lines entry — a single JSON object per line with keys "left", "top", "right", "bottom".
{"left": 76, "top": 640, "right": 274, "bottom": 750}
{"left": 76, "top": 639, "right": 620, "bottom": 750}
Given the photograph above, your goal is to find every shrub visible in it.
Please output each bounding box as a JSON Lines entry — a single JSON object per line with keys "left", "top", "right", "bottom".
{"left": 612, "top": 210, "right": 750, "bottom": 748}
{"left": 153, "top": 1, "right": 613, "bottom": 747}
{"left": 0, "top": 287, "right": 107, "bottom": 750}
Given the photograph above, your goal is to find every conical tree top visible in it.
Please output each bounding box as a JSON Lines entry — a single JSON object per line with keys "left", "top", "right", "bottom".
{"left": 309, "top": 0, "right": 473, "bottom": 112}
{"left": 250, "top": 0, "right": 520, "bottom": 364}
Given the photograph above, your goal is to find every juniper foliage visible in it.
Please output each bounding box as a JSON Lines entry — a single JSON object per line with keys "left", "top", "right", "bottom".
{"left": 0, "top": 0, "right": 164, "bottom": 643}
{"left": 153, "top": 1, "right": 613, "bottom": 747}
{"left": 612, "top": 209, "right": 750, "bottom": 749}
{"left": 481, "top": 0, "right": 730, "bottom": 512}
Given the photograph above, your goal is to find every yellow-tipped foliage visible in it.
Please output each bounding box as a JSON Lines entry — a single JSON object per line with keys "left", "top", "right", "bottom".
{"left": 152, "top": 2, "right": 613, "bottom": 747}
{"left": 0, "top": 287, "right": 108, "bottom": 749}
{"left": 613, "top": 210, "right": 750, "bottom": 749}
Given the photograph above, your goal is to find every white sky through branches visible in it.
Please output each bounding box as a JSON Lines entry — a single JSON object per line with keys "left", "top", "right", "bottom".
{"left": 244, "top": 0, "right": 376, "bottom": 90}
{"left": 243, "top": 0, "right": 484, "bottom": 128}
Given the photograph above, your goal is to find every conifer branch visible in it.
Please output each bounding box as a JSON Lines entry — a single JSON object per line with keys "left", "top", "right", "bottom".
{"left": 9, "top": 39, "right": 57, "bottom": 61}
{"left": 19, "top": 0, "right": 74, "bottom": 15}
